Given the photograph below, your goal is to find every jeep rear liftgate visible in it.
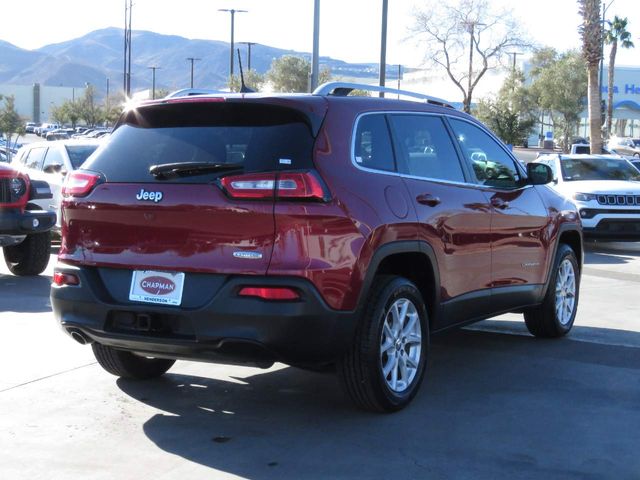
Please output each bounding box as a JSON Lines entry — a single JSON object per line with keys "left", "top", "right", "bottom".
{"left": 59, "top": 101, "right": 323, "bottom": 275}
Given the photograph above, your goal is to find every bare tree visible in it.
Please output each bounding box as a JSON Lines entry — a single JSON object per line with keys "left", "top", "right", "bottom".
{"left": 412, "top": 0, "right": 529, "bottom": 113}
{"left": 578, "top": 0, "right": 603, "bottom": 154}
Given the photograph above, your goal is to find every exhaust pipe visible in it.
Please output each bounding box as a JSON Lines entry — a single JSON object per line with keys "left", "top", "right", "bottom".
{"left": 68, "top": 329, "right": 93, "bottom": 345}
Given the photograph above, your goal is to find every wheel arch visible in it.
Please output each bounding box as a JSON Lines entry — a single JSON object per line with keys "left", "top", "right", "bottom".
{"left": 358, "top": 241, "right": 441, "bottom": 329}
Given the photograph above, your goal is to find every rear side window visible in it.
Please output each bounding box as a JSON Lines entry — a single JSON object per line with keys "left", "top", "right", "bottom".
{"left": 390, "top": 114, "right": 465, "bottom": 182}
{"left": 353, "top": 114, "right": 395, "bottom": 172}
{"left": 449, "top": 118, "right": 521, "bottom": 189}
{"left": 65, "top": 145, "right": 100, "bottom": 170}
{"left": 82, "top": 103, "right": 315, "bottom": 183}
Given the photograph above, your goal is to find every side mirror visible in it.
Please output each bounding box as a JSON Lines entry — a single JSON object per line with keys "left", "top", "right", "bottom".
{"left": 43, "top": 163, "right": 63, "bottom": 174}
{"left": 527, "top": 163, "right": 553, "bottom": 185}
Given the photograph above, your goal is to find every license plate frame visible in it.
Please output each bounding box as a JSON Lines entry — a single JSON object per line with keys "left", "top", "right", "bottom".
{"left": 129, "top": 270, "right": 185, "bottom": 306}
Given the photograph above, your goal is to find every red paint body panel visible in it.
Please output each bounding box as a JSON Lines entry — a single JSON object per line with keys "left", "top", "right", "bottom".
{"left": 59, "top": 183, "right": 274, "bottom": 274}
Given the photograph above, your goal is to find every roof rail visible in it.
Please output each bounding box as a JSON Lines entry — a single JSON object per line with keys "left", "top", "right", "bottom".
{"left": 312, "top": 82, "right": 454, "bottom": 108}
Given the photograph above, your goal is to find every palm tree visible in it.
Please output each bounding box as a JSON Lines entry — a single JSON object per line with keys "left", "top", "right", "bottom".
{"left": 604, "top": 16, "right": 634, "bottom": 137}
{"left": 579, "top": 0, "right": 604, "bottom": 154}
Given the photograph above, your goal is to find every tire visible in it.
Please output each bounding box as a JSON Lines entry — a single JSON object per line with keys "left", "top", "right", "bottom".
{"left": 3, "top": 231, "right": 51, "bottom": 276}
{"left": 524, "top": 244, "right": 580, "bottom": 338}
{"left": 92, "top": 343, "right": 175, "bottom": 379}
{"left": 338, "top": 275, "right": 429, "bottom": 413}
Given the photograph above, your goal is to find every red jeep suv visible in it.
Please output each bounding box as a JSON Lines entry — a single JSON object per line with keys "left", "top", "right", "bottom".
{"left": 51, "top": 83, "right": 582, "bottom": 412}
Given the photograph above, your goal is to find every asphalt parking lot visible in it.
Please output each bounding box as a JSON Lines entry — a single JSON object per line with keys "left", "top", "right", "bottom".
{"left": 1, "top": 241, "right": 639, "bottom": 479}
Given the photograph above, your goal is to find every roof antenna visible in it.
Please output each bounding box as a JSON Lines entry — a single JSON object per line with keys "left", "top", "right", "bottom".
{"left": 237, "top": 48, "right": 255, "bottom": 93}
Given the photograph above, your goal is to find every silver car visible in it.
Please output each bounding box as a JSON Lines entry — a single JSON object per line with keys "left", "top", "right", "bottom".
{"left": 12, "top": 140, "right": 102, "bottom": 229}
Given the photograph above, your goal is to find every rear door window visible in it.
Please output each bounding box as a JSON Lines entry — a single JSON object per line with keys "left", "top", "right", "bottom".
{"left": 389, "top": 114, "right": 465, "bottom": 182}
{"left": 82, "top": 103, "right": 316, "bottom": 183}
{"left": 25, "top": 147, "right": 47, "bottom": 170}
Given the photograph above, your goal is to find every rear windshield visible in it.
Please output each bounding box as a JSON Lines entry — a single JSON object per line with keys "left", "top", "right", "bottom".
{"left": 65, "top": 145, "right": 99, "bottom": 170}
{"left": 82, "top": 102, "right": 316, "bottom": 183}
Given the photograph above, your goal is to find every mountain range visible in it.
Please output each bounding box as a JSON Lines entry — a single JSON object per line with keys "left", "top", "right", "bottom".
{"left": 0, "top": 28, "right": 402, "bottom": 96}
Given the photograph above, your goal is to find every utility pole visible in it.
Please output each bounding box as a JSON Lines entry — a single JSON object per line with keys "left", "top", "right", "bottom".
{"left": 239, "top": 42, "right": 256, "bottom": 70}
{"left": 507, "top": 51, "right": 522, "bottom": 72}
{"left": 106, "top": 77, "right": 110, "bottom": 111}
{"left": 123, "top": 0, "right": 133, "bottom": 97}
{"left": 310, "top": 0, "right": 320, "bottom": 92}
{"left": 186, "top": 57, "right": 201, "bottom": 88}
{"left": 378, "top": 0, "right": 388, "bottom": 97}
{"left": 148, "top": 66, "right": 160, "bottom": 99}
{"left": 219, "top": 9, "right": 248, "bottom": 79}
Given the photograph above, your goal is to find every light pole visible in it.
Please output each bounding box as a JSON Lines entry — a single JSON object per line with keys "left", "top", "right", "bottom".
{"left": 148, "top": 66, "right": 160, "bottom": 99}
{"left": 239, "top": 42, "right": 256, "bottom": 70}
{"left": 378, "top": 0, "right": 388, "bottom": 97}
{"left": 219, "top": 9, "right": 248, "bottom": 79}
{"left": 123, "top": 0, "right": 133, "bottom": 97}
{"left": 186, "top": 57, "right": 201, "bottom": 88}
{"left": 310, "top": 0, "right": 320, "bottom": 92}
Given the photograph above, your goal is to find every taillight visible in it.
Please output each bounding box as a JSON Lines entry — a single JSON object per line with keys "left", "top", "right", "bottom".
{"left": 53, "top": 272, "right": 80, "bottom": 286}
{"left": 62, "top": 171, "right": 101, "bottom": 198}
{"left": 238, "top": 286, "right": 300, "bottom": 300}
{"left": 220, "top": 171, "right": 328, "bottom": 201}
{"left": 220, "top": 173, "right": 277, "bottom": 199}
{"left": 276, "top": 172, "right": 326, "bottom": 200}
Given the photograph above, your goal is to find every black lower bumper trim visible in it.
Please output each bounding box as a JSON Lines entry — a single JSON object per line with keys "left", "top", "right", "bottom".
{"left": 51, "top": 265, "right": 357, "bottom": 366}
{"left": 0, "top": 209, "right": 56, "bottom": 235}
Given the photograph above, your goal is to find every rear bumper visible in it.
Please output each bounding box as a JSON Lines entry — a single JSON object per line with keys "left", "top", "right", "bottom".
{"left": 0, "top": 209, "right": 56, "bottom": 235}
{"left": 51, "top": 264, "right": 357, "bottom": 367}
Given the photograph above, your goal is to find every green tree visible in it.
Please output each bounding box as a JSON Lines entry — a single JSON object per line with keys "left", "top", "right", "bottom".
{"left": 79, "top": 85, "right": 105, "bottom": 127}
{"left": 604, "top": 16, "right": 634, "bottom": 137}
{"left": 412, "top": 0, "right": 530, "bottom": 113}
{"left": 530, "top": 50, "right": 587, "bottom": 151}
{"left": 0, "top": 95, "right": 25, "bottom": 161}
{"left": 474, "top": 69, "right": 536, "bottom": 146}
{"left": 228, "top": 70, "right": 266, "bottom": 92}
{"left": 578, "top": 0, "right": 604, "bottom": 154}
{"left": 267, "top": 56, "right": 331, "bottom": 92}
{"left": 49, "top": 103, "right": 68, "bottom": 125}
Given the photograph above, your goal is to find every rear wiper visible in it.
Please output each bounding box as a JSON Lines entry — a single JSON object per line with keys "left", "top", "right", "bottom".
{"left": 149, "top": 162, "right": 243, "bottom": 179}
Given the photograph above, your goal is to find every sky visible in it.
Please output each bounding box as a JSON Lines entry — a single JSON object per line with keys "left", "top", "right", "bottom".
{"left": 2, "top": 0, "right": 639, "bottom": 68}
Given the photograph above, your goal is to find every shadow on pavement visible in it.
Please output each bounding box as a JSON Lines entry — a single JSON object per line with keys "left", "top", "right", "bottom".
{"left": 117, "top": 325, "right": 640, "bottom": 479}
{"left": 0, "top": 273, "right": 53, "bottom": 313}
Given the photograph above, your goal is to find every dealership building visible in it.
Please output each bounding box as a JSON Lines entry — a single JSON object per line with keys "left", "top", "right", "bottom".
{"left": 0, "top": 83, "right": 80, "bottom": 123}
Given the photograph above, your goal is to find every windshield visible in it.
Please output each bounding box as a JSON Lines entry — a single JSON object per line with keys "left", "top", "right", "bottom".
{"left": 560, "top": 157, "right": 640, "bottom": 182}
{"left": 632, "top": 139, "right": 640, "bottom": 147}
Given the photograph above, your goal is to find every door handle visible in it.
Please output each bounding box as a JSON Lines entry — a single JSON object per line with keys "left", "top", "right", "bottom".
{"left": 416, "top": 194, "right": 441, "bottom": 207}
{"left": 491, "top": 197, "right": 509, "bottom": 210}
